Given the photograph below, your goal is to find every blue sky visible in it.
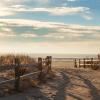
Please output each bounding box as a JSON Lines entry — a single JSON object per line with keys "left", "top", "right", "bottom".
{"left": 0, "top": 0, "right": 100, "bottom": 54}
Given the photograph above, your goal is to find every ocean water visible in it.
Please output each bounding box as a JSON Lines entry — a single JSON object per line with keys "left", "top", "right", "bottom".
{"left": 29, "top": 53, "right": 98, "bottom": 59}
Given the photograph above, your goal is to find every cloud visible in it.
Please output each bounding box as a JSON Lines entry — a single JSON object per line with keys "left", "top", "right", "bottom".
{"left": 43, "top": 33, "right": 65, "bottom": 39}
{"left": 1, "top": 27, "right": 12, "bottom": 32}
{"left": 20, "top": 33, "right": 38, "bottom": 38}
{"left": 0, "top": 32, "right": 16, "bottom": 37}
{"left": 0, "top": 4, "right": 13, "bottom": 16}
{"left": 0, "top": 19, "right": 100, "bottom": 41}
{"left": 0, "top": 0, "right": 49, "bottom": 6}
{"left": 0, "top": 0, "right": 92, "bottom": 20}
{"left": 0, "top": 19, "right": 63, "bottom": 28}
{"left": 0, "top": 4, "right": 90, "bottom": 17}
{"left": 0, "top": 27, "right": 16, "bottom": 38}
{"left": 67, "top": 0, "right": 78, "bottom": 1}
{"left": 82, "top": 14, "right": 93, "bottom": 20}
{"left": 0, "top": 0, "right": 31, "bottom": 5}
{"left": 0, "top": 11, "right": 14, "bottom": 16}
{"left": 43, "top": 32, "right": 81, "bottom": 40}
{"left": 46, "top": 7, "right": 89, "bottom": 16}
{"left": 12, "top": 6, "right": 90, "bottom": 16}
{"left": 2, "top": 18, "right": 98, "bottom": 30}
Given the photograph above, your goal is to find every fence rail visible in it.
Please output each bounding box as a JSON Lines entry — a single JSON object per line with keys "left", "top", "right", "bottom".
{"left": 74, "top": 57, "right": 100, "bottom": 70}
{"left": 0, "top": 71, "right": 41, "bottom": 85}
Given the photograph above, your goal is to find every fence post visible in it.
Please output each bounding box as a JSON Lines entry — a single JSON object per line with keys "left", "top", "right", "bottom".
{"left": 48, "top": 56, "right": 52, "bottom": 71}
{"left": 74, "top": 59, "right": 77, "bottom": 68}
{"left": 46, "top": 56, "right": 51, "bottom": 73}
{"left": 0, "top": 56, "right": 3, "bottom": 66}
{"left": 98, "top": 54, "right": 100, "bottom": 61}
{"left": 91, "top": 58, "right": 93, "bottom": 68}
{"left": 14, "top": 57, "right": 20, "bottom": 92}
{"left": 79, "top": 59, "right": 81, "bottom": 68}
{"left": 84, "top": 58, "right": 86, "bottom": 68}
{"left": 38, "top": 57, "right": 42, "bottom": 79}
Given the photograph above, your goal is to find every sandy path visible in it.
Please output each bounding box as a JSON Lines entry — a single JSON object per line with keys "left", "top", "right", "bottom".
{"left": 0, "top": 68, "right": 100, "bottom": 100}
{"left": 53, "top": 68, "right": 100, "bottom": 100}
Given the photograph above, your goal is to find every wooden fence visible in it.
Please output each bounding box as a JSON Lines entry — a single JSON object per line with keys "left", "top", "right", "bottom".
{"left": 74, "top": 58, "right": 100, "bottom": 70}
{"left": 0, "top": 56, "right": 52, "bottom": 92}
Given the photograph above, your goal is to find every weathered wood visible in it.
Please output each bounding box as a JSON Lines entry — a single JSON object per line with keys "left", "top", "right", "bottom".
{"left": 91, "top": 58, "right": 93, "bottom": 68}
{"left": 0, "top": 71, "right": 41, "bottom": 85}
{"left": 75, "top": 57, "right": 99, "bottom": 70}
{"left": 79, "top": 59, "right": 81, "bottom": 68}
{"left": 83, "top": 58, "right": 85, "bottom": 68}
{"left": 38, "top": 57, "right": 42, "bottom": 72}
{"left": 48, "top": 56, "right": 52, "bottom": 71}
{"left": 45, "top": 56, "right": 52, "bottom": 73}
{"left": 74, "top": 59, "right": 77, "bottom": 68}
{"left": 38, "top": 57, "right": 43, "bottom": 79}
{"left": 14, "top": 57, "right": 20, "bottom": 91}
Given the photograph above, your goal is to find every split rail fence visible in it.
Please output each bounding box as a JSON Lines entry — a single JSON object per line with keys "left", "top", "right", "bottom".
{"left": 74, "top": 57, "right": 100, "bottom": 70}
{"left": 0, "top": 56, "right": 52, "bottom": 91}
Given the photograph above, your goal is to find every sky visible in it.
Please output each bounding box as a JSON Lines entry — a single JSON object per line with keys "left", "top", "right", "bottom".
{"left": 0, "top": 0, "right": 100, "bottom": 54}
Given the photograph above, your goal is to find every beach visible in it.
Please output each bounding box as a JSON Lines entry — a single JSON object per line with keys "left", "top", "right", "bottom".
{"left": 0, "top": 59, "right": 100, "bottom": 100}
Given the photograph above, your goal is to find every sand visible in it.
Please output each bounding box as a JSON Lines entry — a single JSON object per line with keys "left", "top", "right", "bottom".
{"left": 0, "top": 60, "right": 100, "bottom": 100}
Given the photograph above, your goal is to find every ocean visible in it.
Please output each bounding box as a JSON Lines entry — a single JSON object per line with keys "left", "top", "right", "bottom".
{"left": 29, "top": 53, "right": 98, "bottom": 59}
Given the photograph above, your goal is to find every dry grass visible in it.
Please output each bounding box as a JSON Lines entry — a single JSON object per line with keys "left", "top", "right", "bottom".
{"left": 0, "top": 54, "right": 36, "bottom": 66}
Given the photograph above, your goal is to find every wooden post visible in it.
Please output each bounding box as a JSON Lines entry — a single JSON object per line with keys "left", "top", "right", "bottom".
{"left": 14, "top": 57, "right": 20, "bottom": 92}
{"left": 91, "top": 58, "right": 93, "bottom": 68}
{"left": 0, "top": 56, "right": 1, "bottom": 66}
{"left": 98, "top": 54, "right": 100, "bottom": 61}
{"left": 38, "top": 57, "right": 42, "bottom": 79}
{"left": 74, "top": 59, "right": 77, "bottom": 68}
{"left": 48, "top": 56, "right": 52, "bottom": 71}
{"left": 79, "top": 59, "right": 81, "bottom": 68}
{"left": 0, "top": 56, "right": 3, "bottom": 66}
{"left": 84, "top": 58, "right": 85, "bottom": 68}
{"left": 46, "top": 56, "right": 51, "bottom": 73}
